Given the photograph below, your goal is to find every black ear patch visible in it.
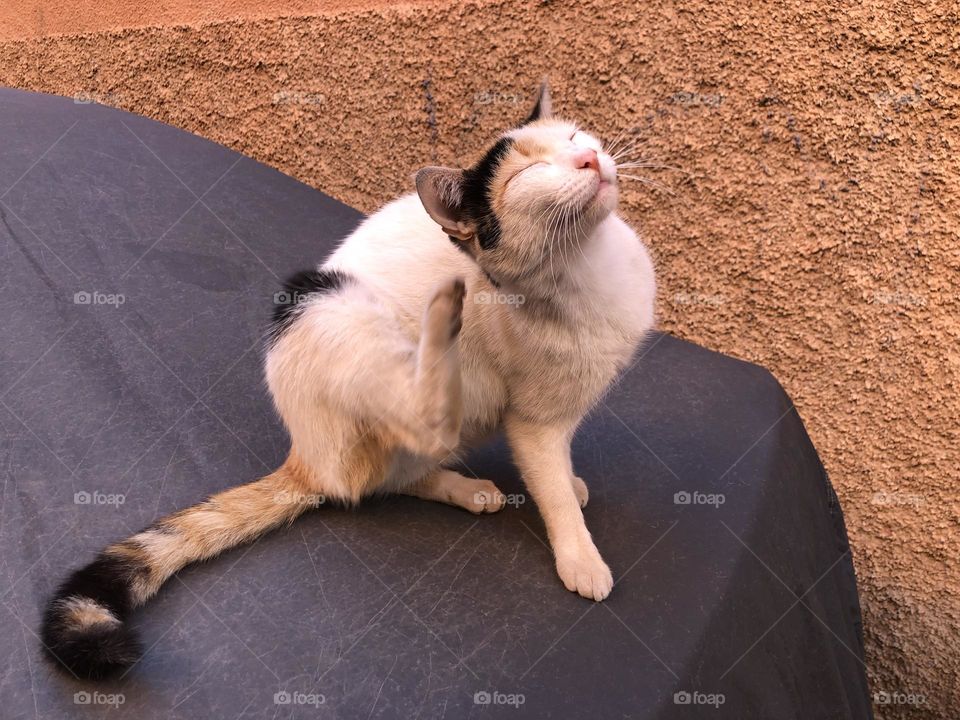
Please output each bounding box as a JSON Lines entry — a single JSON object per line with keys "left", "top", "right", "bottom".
{"left": 460, "top": 137, "right": 514, "bottom": 250}
{"left": 523, "top": 97, "right": 546, "bottom": 125}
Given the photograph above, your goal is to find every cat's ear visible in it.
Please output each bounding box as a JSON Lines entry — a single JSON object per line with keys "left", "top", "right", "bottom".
{"left": 415, "top": 167, "right": 474, "bottom": 241}
{"left": 522, "top": 78, "right": 553, "bottom": 125}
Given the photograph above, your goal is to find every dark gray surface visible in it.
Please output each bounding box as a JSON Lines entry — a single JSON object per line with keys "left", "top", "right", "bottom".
{"left": 0, "top": 88, "right": 872, "bottom": 719}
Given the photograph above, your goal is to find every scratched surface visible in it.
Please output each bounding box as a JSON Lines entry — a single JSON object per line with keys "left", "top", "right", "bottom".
{"left": 0, "top": 89, "right": 871, "bottom": 719}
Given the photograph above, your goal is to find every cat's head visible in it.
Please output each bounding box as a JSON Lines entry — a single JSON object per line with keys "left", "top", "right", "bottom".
{"left": 416, "top": 81, "right": 617, "bottom": 284}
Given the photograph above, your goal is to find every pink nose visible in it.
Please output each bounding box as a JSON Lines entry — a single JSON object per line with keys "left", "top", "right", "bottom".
{"left": 573, "top": 148, "right": 600, "bottom": 172}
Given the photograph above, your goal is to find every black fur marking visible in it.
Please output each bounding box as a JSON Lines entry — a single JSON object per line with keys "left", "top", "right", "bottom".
{"left": 267, "top": 268, "right": 348, "bottom": 345}
{"left": 461, "top": 137, "right": 513, "bottom": 251}
{"left": 41, "top": 614, "right": 142, "bottom": 680}
{"left": 40, "top": 552, "right": 147, "bottom": 679}
{"left": 524, "top": 94, "right": 546, "bottom": 125}
{"left": 448, "top": 233, "right": 472, "bottom": 256}
{"left": 53, "top": 554, "right": 138, "bottom": 617}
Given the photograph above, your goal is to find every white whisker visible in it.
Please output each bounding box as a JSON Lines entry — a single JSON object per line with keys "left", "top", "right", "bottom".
{"left": 616, "top": 162, "right": 691, "bottom": 176}
{"left": 617, "top": 173, "right": 679, "bottom": 199}
{"left": 604, "top": 127, "right": 633, "bottom": 158}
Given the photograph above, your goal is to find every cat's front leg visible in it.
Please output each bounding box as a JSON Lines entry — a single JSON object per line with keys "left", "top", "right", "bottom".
{"left": 505, "top": 413, "right": 613, "bottom": 601}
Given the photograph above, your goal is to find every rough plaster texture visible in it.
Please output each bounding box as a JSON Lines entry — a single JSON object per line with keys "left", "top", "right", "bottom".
{"left": 1, "top": 1, "right": 957, "bottom": 717}
{"left": 0, "top": 0, "right": 409, "bottom": 40}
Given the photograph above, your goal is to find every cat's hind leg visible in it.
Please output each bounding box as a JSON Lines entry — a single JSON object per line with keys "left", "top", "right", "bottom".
{"left": 401, "top": 468, "right": 506, "bottom": 514}
{"left": 409, "top": 277, "right": 466, "bottom": 458}
{"left": 266, "top": 275, "right": 466, "bottom": 495}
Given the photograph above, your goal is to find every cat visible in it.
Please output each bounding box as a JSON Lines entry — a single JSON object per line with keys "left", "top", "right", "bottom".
{"left": 41, "top": 81, "right": 656, "bottom": 679}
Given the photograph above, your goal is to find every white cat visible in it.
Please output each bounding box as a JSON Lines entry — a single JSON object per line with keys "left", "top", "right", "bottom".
{"left": 42, "top": 82, "right": 656, "bottom": 679}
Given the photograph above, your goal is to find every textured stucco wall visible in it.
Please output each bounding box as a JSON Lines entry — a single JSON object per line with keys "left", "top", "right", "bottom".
{"left": 1, "top": 1, "right": 958, "bottom": 717}
{"left": 0, "top": 0, "right": 407, "bottom": 40}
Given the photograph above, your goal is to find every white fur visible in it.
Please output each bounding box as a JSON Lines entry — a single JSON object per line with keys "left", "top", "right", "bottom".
{"left": 265, "top": 115, "right": 655, "bottom": 601}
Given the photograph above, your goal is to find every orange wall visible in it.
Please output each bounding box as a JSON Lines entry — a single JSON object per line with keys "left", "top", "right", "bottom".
{"left": 0, "top": 0, "right": 411, "bottom": 39}
{"left": 1, "top": 2, "right": 958, "bottom": 718}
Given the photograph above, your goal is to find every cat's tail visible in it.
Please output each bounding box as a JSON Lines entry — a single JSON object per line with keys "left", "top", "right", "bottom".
{"left": 41, "top": 455, "right": 321, "bottom": 679}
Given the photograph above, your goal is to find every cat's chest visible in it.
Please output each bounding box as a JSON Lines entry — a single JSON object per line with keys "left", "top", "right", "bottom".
{"left": 503, "top": 267, "right": 655, "bottom": 418}
{"left": 557, "top": 233, "right": 656, "bottom": 360}
{"left": 499, "top": 320, "right": 636, "bottom": 422}
{"left": 518, "top": 303, "right": 642, "bottom": 380}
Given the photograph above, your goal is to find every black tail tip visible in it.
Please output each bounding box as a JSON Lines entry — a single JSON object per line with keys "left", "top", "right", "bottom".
{"left": 41, "top": 602, "right": 142, "bottom": 680}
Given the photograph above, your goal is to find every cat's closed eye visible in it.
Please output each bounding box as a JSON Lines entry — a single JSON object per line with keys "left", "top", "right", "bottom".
{"left": 505, "top": 161, "right": 546, "bottom": 186}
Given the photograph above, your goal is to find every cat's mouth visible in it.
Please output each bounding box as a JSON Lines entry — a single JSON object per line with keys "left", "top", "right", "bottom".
{"left": 588, "top": 174, "right": 617, "bottom": 209}
{"left": 549, "top": 169, "right": 616, "bottom": 219}
{"left": 559, "top": 179, "right": 615, "bottom": 223}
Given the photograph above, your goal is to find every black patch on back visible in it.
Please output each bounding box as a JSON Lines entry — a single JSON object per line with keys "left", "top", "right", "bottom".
{"left": 461, "top": 137, "right": 513, "bottom": 251}
{"left": 267, "top": 268, "right": 348, "bottom": 345}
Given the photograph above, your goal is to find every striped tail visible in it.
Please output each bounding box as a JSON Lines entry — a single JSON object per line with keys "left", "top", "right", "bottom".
{"left": 41, "top": 457, "right": 320, "bottom": 679}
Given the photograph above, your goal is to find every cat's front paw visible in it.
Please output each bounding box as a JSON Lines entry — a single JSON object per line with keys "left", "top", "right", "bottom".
{"left": 555, "top": 541, "right": 613, "bottom": 601}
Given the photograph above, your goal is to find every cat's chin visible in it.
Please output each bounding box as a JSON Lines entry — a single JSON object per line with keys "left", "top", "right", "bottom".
{"left": 584, "top": 182, "right": 618, "bottom": 220}
{"left": 597, "top": 180, "right": 617, "bottom": 206}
